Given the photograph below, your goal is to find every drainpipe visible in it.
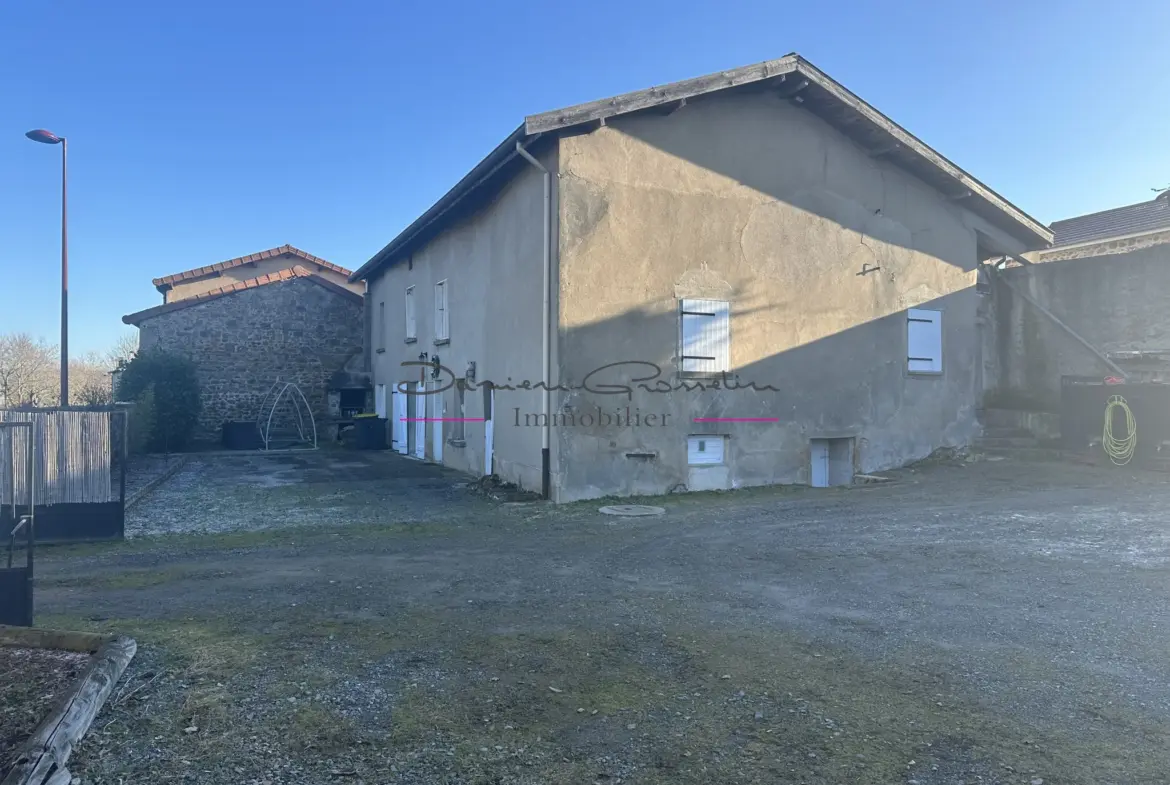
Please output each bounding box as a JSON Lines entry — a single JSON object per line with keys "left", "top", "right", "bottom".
{"left": 515, "top": 140, "right": 552, "bottom": 499}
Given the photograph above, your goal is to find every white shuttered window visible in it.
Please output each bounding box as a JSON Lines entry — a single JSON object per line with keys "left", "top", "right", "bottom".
{"left": 679, "top": 299, "right": 730, "bottom": 374}
{"left": 405, "top": 287, "right": 417, "bottom": 341}
{"left": 434, "top": 280, "right": 449, "bottom": 341}
{"left": 906, "top": 309, "right": 942, "bottom": 373}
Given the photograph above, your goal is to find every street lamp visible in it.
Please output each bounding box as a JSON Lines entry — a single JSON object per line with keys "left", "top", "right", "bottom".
{"left": 26, "top": 129, "right": 68, "bottom": 407}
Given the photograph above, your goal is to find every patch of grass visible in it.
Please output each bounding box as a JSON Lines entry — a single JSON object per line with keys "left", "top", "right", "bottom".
{"left": 37, "top": 614, "right": 264, "bottom": 681}
{"left": 35, "top": 519, "right": 469, "bottom": 566}
{"left": 39, "top": 565, "right": 198, "bottom": 590}
{"left": 664, "top": 627, "right": 1170, "bottom": 785}
{"left": 389, "top": 628, "right": 686, "bottom": 748}
{"left": 284, "top": 703, "right": 362, "bottom": 753}
{"left": 571, "top": 481, "right": 815, "bottom": 512}
{"left": 380, "top": 620, "right": 1170, "bottom": 784}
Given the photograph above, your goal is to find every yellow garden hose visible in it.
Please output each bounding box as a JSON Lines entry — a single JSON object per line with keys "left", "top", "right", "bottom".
{"left": 1103, "top": 394, "right": 1136, "bottom": 465}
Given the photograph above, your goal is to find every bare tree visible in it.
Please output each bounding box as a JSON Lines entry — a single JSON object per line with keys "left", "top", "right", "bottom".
{"left": 107, "top": 331, "right": 139, "bottom": 368}
{"left": 0, "top": 333, "right": 58, "bottom": 407}
{"left": 0, "top": 332, "right": 138, "bottom": 407}
{"left": 70, "top": 351, "right": 115, "bottom": 406}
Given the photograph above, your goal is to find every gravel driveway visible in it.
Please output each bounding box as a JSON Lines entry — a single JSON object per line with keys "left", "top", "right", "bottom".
{"left": 125, "top": 450, "right": 474, "bottom": 536}
{"left": 33, "top": 454, "right": 1170, "bottom": 784}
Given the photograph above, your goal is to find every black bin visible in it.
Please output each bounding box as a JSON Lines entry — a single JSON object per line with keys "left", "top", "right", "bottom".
{"left": 222, "top": 421, "right": 263, "bottom": 450}
{"left": 354, "top": 417, "right": 388, "bottom": 450}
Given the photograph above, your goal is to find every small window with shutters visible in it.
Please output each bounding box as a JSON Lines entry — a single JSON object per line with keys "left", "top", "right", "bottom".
{"left": 687, "top": 435, "right": 726, "bottom": 465}
{"left": 907, "top": 308, "right": 942, "bottom": 374}
{"left": 679, "top": 299, "right": 730, "bottom": 375}
{"left": 434, "top": 280, "right": 449, "bottom": 343}
{"left": 405, "top": 286, "right": 417, "bottom": 342}
{"left": 377, "top": 301, "right": 386, "bottom": 351}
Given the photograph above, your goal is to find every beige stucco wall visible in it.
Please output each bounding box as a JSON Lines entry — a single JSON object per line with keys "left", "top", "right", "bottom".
{"left": 552, "top": 91, "right": 1031, "bottom": 501}
{"left": 164, "top": 255, "right": 362, "bottom": 302}
{"left": 367, "top": 150, "right": 553, "bottom": 490}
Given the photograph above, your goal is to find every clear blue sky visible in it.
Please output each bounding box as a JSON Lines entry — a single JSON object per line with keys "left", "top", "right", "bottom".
{"left": 1, "top": 0, "right": 1167, "bottom": 356}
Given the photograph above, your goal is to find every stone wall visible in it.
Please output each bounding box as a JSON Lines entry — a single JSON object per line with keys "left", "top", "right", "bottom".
{"left": 1031, "top": 229, "right": 1170, "bottom": 263}
{"left": 137, "top": 277, "right": 364, "bottom": 442}
{"left": 990, "top": 241, "right": 1170, "bottom": 407}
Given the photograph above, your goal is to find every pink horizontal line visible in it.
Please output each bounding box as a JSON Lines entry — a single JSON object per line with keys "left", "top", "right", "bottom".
{"left": 400, "top": 417, "right": 485, "bottom": 422}
{"left": 693, "top": 417, "right": 780, "bottom": 422}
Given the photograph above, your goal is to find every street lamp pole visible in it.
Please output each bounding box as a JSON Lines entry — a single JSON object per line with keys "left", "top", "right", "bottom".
{"left": 26, "top": 129, "right": 69, "bottom": 406}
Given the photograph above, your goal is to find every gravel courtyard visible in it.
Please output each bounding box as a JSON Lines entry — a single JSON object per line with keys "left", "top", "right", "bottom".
{"left": 33, "top": 452, "right": 1170, "bottom": 784}
{"left": 125, "top": 450, "right": 475, "bottom": 536}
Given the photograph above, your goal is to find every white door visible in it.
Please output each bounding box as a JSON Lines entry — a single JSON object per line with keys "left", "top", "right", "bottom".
{"left": 413, "top": 383, "right": 425, "bottom": 459}
{"left": 393, "top": 391, "right": 408, "bottom": 454}
{"left": 483, "top": 388, "right": 494, "bottom": 476}
{"left": 430, "top": 382, "right": 444, "bottom": 463}
{"left": 809, "top": 439, "right": 829, "bottom": 488}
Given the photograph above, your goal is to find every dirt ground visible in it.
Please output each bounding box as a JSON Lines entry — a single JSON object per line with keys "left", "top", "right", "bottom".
{"left": 33, "top": 451, "right": 1170, "bottom": 784}
{"left": 0, "top": 646, "right": 91, "bottom": 779}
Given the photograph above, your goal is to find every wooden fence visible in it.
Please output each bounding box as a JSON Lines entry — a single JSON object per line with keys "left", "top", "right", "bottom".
{"left": 0, "top": 410, "right": 116, "bottom": 506}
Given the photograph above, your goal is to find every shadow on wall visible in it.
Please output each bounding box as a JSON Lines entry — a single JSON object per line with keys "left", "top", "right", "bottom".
{"left": 574, "top": 92, "right": 1002, "bottom": 274}
{"left": 524, "top": 284, "right": 982, "bottom": 501}
{"left": 992, "top": 245, "right": 1170, "bottom": 408}
{"left": 533, "top": 92, "right": 997, "bottom": 499}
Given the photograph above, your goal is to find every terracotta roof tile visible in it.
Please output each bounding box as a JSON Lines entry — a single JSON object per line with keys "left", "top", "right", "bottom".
{"left": 123, "top": 265, "right": 361, "bottom": 325}
{"left": 151, "top": 244, "right": 353, "bottom": 289}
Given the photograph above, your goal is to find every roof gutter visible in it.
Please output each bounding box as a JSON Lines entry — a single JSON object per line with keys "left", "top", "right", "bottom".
{"left": 514, "top": 141, "right": 553, "bottom": 500}
{"left": 350, "top": 126, "right": 539, "bottom": 282}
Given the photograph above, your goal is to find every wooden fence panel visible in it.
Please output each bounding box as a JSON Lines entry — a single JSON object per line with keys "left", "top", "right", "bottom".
{"left": 0, "top": 410, "right": 114, "bottom": 505}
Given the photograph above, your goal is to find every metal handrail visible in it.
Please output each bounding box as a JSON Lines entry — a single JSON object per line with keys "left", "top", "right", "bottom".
{"left": 7, "top": 515, "right": 30, "bottom": 569}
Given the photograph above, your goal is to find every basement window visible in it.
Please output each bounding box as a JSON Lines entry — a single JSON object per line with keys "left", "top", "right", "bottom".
{"left": 687, "top": 435, "right": 726, "bottom": 465}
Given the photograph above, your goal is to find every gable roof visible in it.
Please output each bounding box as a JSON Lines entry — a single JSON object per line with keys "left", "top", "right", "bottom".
{"left": 124, "top": 265, "right": 361, "bottom": 325}
{"left": 1050, "top": 192, "right": 1170, "bottom": 248}
{"left": 351, "top": 53, "right": 1051, "bottom": 283}
{"left": 153, "top": 244, "right": 352, "bottom": 292}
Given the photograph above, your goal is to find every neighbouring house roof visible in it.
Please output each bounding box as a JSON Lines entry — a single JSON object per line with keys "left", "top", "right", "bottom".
{"left": 124, "top": 266, "right": 361, "bottom": 325}
{"left": 351, "top": 53, "right": 1052, "bottom": 283}
{"left": 1049, "top": 192, "right": 1170, "bottom": 248}
{"left": 153, "top": 244, "right": 352, "bottom": 293}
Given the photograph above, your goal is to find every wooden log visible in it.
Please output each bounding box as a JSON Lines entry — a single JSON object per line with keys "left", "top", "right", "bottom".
{"left": 42, "top": 768, "right": 71, "bottom": 785}
{"left": 0, "top": 625, "right": 111, "bottom": 654}
{"left": 2, "top": 637, "right": 136, "bottom": 785}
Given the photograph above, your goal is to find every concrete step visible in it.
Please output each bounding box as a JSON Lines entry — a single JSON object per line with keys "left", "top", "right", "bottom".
{"left": 978, "top": 407, "right": 1062, "bottom": 441}
{"left": 980, "top": 427, "right": 1035, "bottom": 439}
{"left": 974, "top": 436, "right": 1042, "bottom": 449}
{"left": 974, "top": 445, "right": 1071, "bottom": 462}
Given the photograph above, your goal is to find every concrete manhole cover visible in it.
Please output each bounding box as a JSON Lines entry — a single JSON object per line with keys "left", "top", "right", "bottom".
{"left": 598, "top": 504, "right": 665, "bottom": 517}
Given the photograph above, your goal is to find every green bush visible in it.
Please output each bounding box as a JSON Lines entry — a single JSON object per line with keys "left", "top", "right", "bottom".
{"left": 127, "top": 385, "right": 157, "bottom": 455}
{"left": 117, "top": 351, "right": 201, "bottom": 451}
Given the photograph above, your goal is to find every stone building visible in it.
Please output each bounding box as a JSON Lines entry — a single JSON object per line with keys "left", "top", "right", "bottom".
{"left": 351, "top": 53, "right": 1051, "bottom": 501}
{"left": 123, "top": 246, "right": 366, "bottom": 443}
{"left": 988, "top": 190, "right": 1170, "bottom": 406}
